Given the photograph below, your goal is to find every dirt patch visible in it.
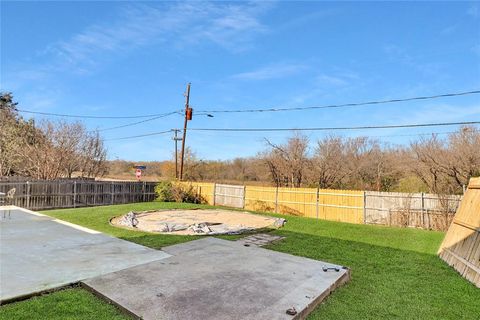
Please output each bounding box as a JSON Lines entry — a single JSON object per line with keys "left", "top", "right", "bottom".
{"left": 111, "top": 209, "right": 286, "bottom": 235}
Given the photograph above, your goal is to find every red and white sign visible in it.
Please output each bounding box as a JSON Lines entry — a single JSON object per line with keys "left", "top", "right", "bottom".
{"left": 135, "top": 169, "right": 142, "bottom": 180}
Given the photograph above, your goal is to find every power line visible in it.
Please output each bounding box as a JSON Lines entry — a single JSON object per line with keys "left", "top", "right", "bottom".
{"left": 92, "top": 112, "right": 180, "bottom": 132}
{"left": 368, "top": 131, "right": 458, "bottom": 139}
{"left": 17, "top": 108, "right": 183, "bottom": 119}
{"left": 188, "top": 121, "right": 480, "bottom": 132}
{"left": 197, "top": 129, "right": 464, "bottom": 139}
{"left": 16, "top": 90, "right": 479, "bottom": 119}
{"left": 103, "top": 121, "right": 479, "bottom": 141}
{"left": 104, "top": 129, "right": 173, "bottom": 141}
{"left": 196, "top": 90, "right": 480, "bottom": 114}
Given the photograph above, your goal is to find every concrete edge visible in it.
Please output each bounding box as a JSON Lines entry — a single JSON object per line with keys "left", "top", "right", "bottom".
{"left": 52, "top": 218, "right": 101, "bottom": 234}
{"left": 0, "top": 205, "right": 47, "bottom": 217}
{"left": 293, "top": 268, "right": 351, "bottom": 320}
{"left": 1, "top": 205, "right": 101, "bottom": 234}
{"left": 0, "top": 283, "right": 81, "bottom": 306}
{"left": 80, "top": 282, "right": 141, "bottom": 320}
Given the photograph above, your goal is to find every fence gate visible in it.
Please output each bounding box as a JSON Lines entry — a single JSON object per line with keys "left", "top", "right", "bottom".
{"left": 214, "top": 184, "right": 245, "bottom": 208}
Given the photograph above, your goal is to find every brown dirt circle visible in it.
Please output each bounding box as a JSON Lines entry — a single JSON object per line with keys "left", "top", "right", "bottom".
{"left": 110, "top": 209, "right": 286, "bottom": 235}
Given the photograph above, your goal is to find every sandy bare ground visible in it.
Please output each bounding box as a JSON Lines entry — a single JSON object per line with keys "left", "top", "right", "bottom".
{"left": 111, "top": 209, "right": 285, "bottom": 235}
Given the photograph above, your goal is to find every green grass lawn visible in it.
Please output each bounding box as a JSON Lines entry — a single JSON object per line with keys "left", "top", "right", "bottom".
{"left": 1, "top": 202, "right": 479, "bottom": 320}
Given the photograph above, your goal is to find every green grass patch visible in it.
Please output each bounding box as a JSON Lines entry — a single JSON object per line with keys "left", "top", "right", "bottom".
{"left": 2, "top": 202, "right": 479, "bottom": 319}
{"left": 0, "top": 287, "right": 128, "bottom": 320}
{"left": 43, "top": 202, "right": 211, "bottom": 248}
{"left": 266, "top": 215, "right": 480, "bottom": 319}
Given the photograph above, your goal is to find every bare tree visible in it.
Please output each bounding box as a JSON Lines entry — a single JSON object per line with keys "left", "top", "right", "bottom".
{"left": 97, "top": 125, "right": 478, "bottom": 195}
{"left": 182, "top": 147, "right": 202, "bottom": 181}
{"left": 16, "top": 120, "right": 107, "bottom": 179}
{"left": 263, "top": 133, "right": 309, "bottom": 187}
{"left": 409, "top": 127, "right": 480, "bottom": 195}
{"left": 78, "top": 131, "right": 108, "bottom": 178}
{"left": 446, "top": 126, "right": 480, "bottom": 188}
{"left": 311, "top": 135, "right": 347, "bottom": 189}
{"left": 343, "top": 137, "right": 381, "bottom": 190}
{"left": 0, "top": 93, "right": 38, "bottom": 176}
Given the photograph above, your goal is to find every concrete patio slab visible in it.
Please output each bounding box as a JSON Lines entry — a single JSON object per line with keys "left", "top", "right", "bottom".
{"left": 0, "top": 206, "right": 170, "bottom": 303}
{"left": 83, "top": 237, "right": 350, "bottom": 320}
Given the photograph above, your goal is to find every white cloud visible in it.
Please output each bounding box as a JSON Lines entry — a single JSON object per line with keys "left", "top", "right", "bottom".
{"left": 44, "top": 2, "right": 272, "bottom": 73}
{"left": 383, "top": 44, "right": 444, "bottom": 77}
{"left": 3, "top": 1, "right": 274, "bottom": 111}
{"left": 467, "top": 5, "right": 479, "bottom": 18}
{"left": 4, "top": 1, "right": 273, "bottom": 87}
{"left": 472, "top": 44, "right": 480, "bottom": 55}
{"left": 440, "top": 24, "right": 458, "bottom": 36}
{"left": 315, "top": 74, "right": 348, "bottom": 86}
{"left": 231, "top": 63, "right": 307, "bottom": 80}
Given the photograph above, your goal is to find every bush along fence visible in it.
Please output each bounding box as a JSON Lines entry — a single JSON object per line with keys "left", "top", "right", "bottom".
{"left": 0, "top": 180, "right": 157, "bottom": 210}
{"left": 181, "top": 182, "right": 463, "bottom": 231}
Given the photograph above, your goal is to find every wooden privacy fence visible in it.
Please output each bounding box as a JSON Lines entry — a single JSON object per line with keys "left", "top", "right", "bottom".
{"left": 244, "top": 187, "right": 364, "bottom": 224}
{"left": 438, "top": 177, "right": 480, "bottom": 287}
{"left": 365, "top": 192, "right": 462, "bottom": 230}
{"left": 180, "top": 182, "right": 215, "bottom": 204}
{"left": 181, "top": 181, "right": 462, "bottom": 230}
{"left": 0, "top": 180, "right": 156, "bottom": 210}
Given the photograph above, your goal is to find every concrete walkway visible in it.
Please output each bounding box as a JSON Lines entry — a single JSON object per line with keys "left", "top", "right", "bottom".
{"left": 0, "top": 206, "right": 170, "bottom": 303}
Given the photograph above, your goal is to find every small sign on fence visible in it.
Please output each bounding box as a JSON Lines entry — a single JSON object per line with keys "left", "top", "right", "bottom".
{"left": 133, "top": 165, "right": 146, "bottom": 181}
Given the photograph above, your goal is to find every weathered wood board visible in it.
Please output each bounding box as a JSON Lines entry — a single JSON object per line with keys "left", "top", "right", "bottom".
{"left": 438, "top": 177, "right": 480, "bottom": 287}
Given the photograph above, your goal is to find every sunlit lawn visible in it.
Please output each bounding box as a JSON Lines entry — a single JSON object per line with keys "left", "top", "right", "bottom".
{"left": 1, "top": 202, "right": 479, "bottom": 320}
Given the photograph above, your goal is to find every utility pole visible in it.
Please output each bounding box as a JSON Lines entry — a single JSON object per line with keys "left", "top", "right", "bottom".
{"left": 172, "top": 129, "right": 181, "bottom": 179}
{"left": 179, "top": 83, "right": 191, "bottom": 180}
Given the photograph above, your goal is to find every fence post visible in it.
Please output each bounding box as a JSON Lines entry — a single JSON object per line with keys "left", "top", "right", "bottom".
{"left": 212, "top": 183, "right": 216, "bottom": 206}
{"left": 142, "top": 181, "right": 146, "bottom": 202}
{"left": 73, "top": 181, "right": 77, "bottom": 208}
{"left": 93, "top": 182, "right": 96, "bottom": 206}
{"left": 421, "top": 192, "right": 426, "bottom": 229}
{"left": 274, "top": 186, "right": 279, "bottom": 213}
{"left": 243, "top": 185, "right": 246, "bottom": 209}
{"left": 198, "top": 186, "right": 202, "bottom": 204}
{"left": 363, "top": 191, "right": 367, "bottom": 224}
{"left": 316, "top": 187, "right": 320, "bottom": 220}
{"left": 111, "top": 181, "right": 114, "bottom": 205}
{"left": 26, "top": 181, "right": 30, "bottom": 209}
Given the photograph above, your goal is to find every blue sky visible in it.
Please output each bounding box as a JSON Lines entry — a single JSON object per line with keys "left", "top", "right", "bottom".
{"left": 2, "top": 1, "right": 480, "bottom": 161}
